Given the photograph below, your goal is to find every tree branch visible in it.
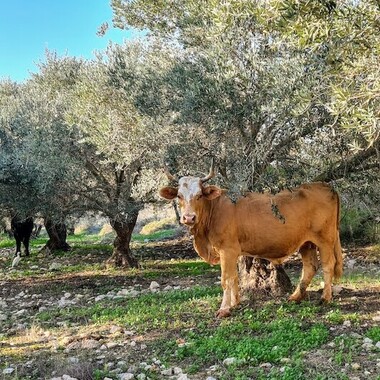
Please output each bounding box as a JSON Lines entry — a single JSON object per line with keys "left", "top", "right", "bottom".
{"left": 313, "top": 139, "right": 380, "bottom": 182}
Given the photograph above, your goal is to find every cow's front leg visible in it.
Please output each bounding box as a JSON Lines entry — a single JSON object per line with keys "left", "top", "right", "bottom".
{"left": 216, "top": 250, "right": 239, "bottom": 318}
{"left": 193, "top": 239, "right": 220, "bottom": 265}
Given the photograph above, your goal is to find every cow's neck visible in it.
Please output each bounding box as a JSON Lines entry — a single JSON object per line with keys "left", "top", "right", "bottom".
{"left": 189, "top": 196, "right": 219, "bottom": 238}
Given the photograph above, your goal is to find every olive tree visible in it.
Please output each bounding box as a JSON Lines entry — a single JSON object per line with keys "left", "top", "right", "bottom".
{"left": 110, "top": 0, "right": 379, "bottom": 292}
{"left": 66, "top": 41, "right": 178, "bottom": 266}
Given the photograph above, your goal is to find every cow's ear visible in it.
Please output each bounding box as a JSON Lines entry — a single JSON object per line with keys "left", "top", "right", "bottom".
{"left": 203, "top": 185, "right": 222, "bottom": 200}
{"left": 159, "top": 186, "right": 178, "bottom": 200}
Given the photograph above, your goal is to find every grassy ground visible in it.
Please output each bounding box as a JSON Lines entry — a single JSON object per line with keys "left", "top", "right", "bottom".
{"left": 0, "top": 233, "right": 379, "bottom": 380}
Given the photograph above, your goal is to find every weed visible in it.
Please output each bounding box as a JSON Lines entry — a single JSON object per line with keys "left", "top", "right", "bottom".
{"left": 366, "top": 326, "right": 380, "bottom": 342}
{"left": 325, "top": 309, "right": 360, "bottom": 324}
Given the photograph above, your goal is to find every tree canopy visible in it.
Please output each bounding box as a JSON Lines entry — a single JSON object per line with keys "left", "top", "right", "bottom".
{"left": 0, "top": 0, "right": 379, "bottom": 265}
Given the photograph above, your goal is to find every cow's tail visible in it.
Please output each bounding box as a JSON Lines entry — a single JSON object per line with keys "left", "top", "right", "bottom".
{"left": 333, "top": 191, "right": 343, "bottom": 281}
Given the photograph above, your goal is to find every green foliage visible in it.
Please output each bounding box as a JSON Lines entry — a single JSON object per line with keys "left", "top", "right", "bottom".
{"left": 178, "top": 318, "right": 328, "bottom": 365}
{"left": 325, "top": 310, "right": 360, "bottom": 325}
{"left": 340, "top": 206, "right": 380, "bottom": 243}
{"left": 366, "top": 326, "right": 380, "bottom": 342}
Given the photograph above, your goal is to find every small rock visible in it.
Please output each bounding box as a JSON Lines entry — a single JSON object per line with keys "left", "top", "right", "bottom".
{"left": 62, "top": 376, "right": 78, "bottom": 380}
{"left": 173, "top": 367, "right": 183, "bottom": 375}
{"left": 375, "top": 341, "right": 380, "bottom": 349}
{"left": 206, "top": 377, "right": 217, "bottom": 380}
{"left": 0, "top": 313, "right": 7, "bottom": 321}
{"left": 149, "top": 281, "right": 160, "bottom": 291}
{"left": 177, "top": 375, "right": 189, "bottom": 380}
{"left": 223, "top": 357, "right": 237, "bottom": 366}
{"left": 346, "top": 259, "right": 356, "bottom": 269}
{"left": 136, "top": 375, "right": 146, "bottom": 380}
{"left": 81, "top": 339, "right": 100, "bottom": 349}
{"left": 106, "top": 342, "right": 119, "bottom": 349}
{"left": 15, "top": 309, "right": 27, "bottom": 316}
{"left": 351, "top": 363, "right": 360, "bottom": 370}
{"left": 118, "top": 374, "right": 134, "bottom": 380}
{"left": 362, "top": 342, "right": 374, "bottom": 350}
{"left": 161, "top": 368, "right": 174, "bottom": 376}
{"left": 3, "top": 368, "right": 15, "bottom": 375}
{"left": 342, "top": 320, "right": 351, "bottom": 327}
{"left": 260, "top": 363, "right": 272, "bottom": 368}
{"left": 332, "top": 285, "right": 343, "bottom": 295}
{"left": 110, "top": 325, "right": 122, "bottom": 334}
{"left": 363, "top": 337, "right": 373, "bottom": 344}
{"left": 49, "top": 262, "right": 62, "bottom": 271}
{"left": 95, "top": 295, "right": 106, "bottom": 302}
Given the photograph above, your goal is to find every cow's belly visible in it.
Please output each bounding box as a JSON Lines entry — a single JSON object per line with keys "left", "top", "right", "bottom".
{"left": 239, "top": 238, "right": 302, "bottom": 261}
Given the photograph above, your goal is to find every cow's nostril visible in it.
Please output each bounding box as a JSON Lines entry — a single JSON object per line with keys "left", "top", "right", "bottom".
{"left": 182, "top": 214, "right": 196, "bottom": 224}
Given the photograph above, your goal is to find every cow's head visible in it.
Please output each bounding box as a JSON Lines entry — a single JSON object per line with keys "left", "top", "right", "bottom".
{"left": 159, "top": 161, "right": 222, "bottom": 226}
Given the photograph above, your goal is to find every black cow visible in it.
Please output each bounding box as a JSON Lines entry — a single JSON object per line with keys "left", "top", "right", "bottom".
{"left": 11, "top": 216, "right": 34, "bottom": 256}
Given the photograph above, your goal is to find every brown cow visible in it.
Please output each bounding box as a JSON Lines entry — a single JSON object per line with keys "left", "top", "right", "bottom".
{"left": 159, "top": 165, "right": 343, "bottom": 318}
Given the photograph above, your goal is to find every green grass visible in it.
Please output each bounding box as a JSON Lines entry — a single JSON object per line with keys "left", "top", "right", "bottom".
{"left": 132, "top": 228, "right": 178, "bottom": 242}
{"left": 37, "top": 286, "right": 222, "bottom": 329}
{"left": 1, "top": 232, "right": 379, "bottom": 380}
{"left": 366, "top": 326, "right": 380, "bottom": 341}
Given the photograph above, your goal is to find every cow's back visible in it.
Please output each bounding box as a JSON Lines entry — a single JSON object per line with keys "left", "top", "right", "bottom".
{"left": 235, "top": 183, "right": 339, "bottom": 260}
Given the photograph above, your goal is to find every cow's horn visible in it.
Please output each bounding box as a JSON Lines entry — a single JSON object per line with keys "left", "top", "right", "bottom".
{"left": 163, "top": 165, "right": 179, "bottom": 183}
{"left": 201, "top": 158, "right": 216, "bottom": 183}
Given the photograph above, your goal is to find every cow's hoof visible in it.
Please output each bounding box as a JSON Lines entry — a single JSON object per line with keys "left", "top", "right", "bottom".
{"left": 288, "top": 294, "right": 305, "bottom": 303}
{"left": 319, "top": 297, "right": 332, "bottom": 305}
{"left": 216, "top": 308, "right": 231, "bottom": 318}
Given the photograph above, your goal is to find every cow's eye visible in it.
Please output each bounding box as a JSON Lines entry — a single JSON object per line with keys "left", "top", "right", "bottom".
{"left": 196, "top": 194, "right": 203, "bottom": 200}
{"left": 177, "top": 194, "right": 183, "bottom": 200}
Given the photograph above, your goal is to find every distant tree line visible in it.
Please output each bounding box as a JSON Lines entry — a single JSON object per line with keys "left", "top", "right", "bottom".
{"left": 0, "top": 0, "right": 379, "bottom": 267}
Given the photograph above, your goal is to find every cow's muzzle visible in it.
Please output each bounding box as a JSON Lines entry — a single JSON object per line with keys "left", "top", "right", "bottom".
{"left": 182, "top": 214, "right": 196, "bottom": 225}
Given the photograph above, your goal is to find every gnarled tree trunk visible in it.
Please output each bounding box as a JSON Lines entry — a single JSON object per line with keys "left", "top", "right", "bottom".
{"left": 238, "top": 257, "right": 292, "bottom": 298}
{"left": 44, "top": 218, "right": 70, "bottom": 252}
{"left": 107, "top": 212, "right": 139, "bottom": 268}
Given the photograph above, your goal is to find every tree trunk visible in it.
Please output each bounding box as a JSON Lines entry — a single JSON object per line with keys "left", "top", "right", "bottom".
{"left": 238, "top": 257, "right": 293, "bottom": 299}
{"left": 44, "top": 219, "right": 70, "bottom": 252}
{"left": 107, "top": 212, "right": 139, "bottom": 268}
{"left": 172, "top": 201, "right": 181, "bottom": 224}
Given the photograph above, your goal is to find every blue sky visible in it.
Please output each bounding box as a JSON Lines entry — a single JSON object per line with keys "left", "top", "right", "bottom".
{"left": 0, "top": 0, "right": 140, "bottom": 82}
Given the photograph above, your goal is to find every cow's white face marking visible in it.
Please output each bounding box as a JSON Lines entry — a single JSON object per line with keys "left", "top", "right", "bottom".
{"left": 178, "top": 176, "right": 202, "bottom": 202}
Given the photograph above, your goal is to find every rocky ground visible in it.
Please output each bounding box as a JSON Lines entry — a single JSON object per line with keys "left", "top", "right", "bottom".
{"left": 0, "top": 238, "right": 379, "bottom": 380}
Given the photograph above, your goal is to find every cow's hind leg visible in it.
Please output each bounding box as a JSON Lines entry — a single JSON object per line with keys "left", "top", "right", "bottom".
{"left": 318, "top": 243, "right": 336, "bottom": 303}
{"left": 15, "top": 237, "right": 22, "bottom": 256}
{"left": 216, "top": 249, "right": 240, "bottom": 318}
{"left": 23, "top": 236, "right": 31, "bottom": 256}
{"left": 289, "top": 243, "right": 319, "bottom": 302}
